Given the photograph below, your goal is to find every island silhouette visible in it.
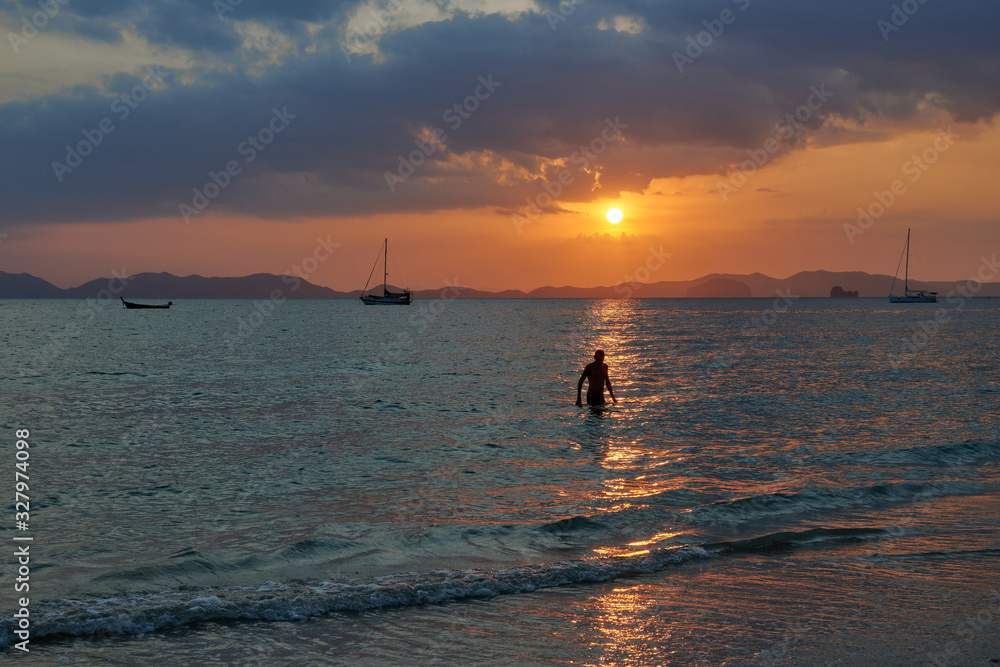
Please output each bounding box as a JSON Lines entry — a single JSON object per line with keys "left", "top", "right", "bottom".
{"left": 2, "top": 269, "right": 996, "bottom": 299}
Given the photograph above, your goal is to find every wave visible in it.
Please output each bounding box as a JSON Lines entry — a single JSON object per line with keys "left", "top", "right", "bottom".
{"left": 81, "top": 371, "right": 147, "bottom": 377}
{"left": 681, "top": 480, "right": 976, "bottom": 526}
{"left": 0, "top": 526, "right": 894, "bottom": 650}
{"left": 702, "top": 527, "right": 886, "bottom": 555}
{"left": 542, "top": 480, "right": 983, "bottom": 535}
{"left": 0, "top": 545, "right": 709, "bottom": 649}
{"left": 860, "top": 548, "right": 1000, "bottom": 562}
{"left": 45, "top": 476, "right": 978, "bottom": 611}
{"left": 868, "top": 439, "right": 1000, "bottom": 467}
{"left": 71, "top": 477, "right": 978, "bottom": 601}
{"left": 806, "top": 439, "right": 1000, "bottom": 470}
{"left": 539, "top": 515, "right": 606, "bottom": 533}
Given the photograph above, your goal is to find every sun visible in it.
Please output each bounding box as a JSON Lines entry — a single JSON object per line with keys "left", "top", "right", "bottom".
{"left": 606, "top": 208, "right": 623, "bottom": 224}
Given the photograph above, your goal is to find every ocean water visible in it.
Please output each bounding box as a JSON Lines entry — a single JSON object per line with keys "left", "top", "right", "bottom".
{"left": 2, "top": 297, "right": 999, "bottom": 665}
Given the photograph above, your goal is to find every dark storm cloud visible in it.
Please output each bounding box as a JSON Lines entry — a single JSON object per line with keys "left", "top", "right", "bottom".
{"left": 5, "top": 0, "right": 356, "bottom": 51}
{"left": 2, "top": 0, "right": 998, "bottom": 224}
{"left": 135, "top": 3, "right": 244, "bottom": 53}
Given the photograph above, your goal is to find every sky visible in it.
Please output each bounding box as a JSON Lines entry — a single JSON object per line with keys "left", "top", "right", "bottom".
{"left": 1, "top": 0, "right": 998, "bottom": 292}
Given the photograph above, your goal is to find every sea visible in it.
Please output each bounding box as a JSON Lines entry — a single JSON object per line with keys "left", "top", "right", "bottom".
{"left": 2, "top": 297, "right": 999, "bottom": 665}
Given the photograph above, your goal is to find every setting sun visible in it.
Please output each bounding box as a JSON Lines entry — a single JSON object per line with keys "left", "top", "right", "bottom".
{"left": 607, "top": 208, "right": 623, "bottom": 224}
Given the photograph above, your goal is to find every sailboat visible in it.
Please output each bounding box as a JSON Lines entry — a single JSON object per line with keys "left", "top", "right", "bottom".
{"left": 888, "top": 229, "right": 937, "bottom": 303}
{"left": 360, "top": 239, "right": 413, "bottom": 305}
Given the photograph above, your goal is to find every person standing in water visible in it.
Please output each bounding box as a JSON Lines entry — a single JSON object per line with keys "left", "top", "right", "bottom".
{"left": 576, "top": 349, "right": 617, "bottom": 406}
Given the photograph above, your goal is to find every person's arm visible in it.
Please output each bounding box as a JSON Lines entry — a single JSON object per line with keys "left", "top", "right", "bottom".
{"left": 576, "top": 366, "right": 587, "bottom": 405}
{"left": 604, "top": 367, "right": 617, "bottom": 403}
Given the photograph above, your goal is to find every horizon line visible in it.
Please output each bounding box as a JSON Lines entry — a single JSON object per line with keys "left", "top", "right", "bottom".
{"left": 5, "top": 267, "right": 969, "bottom": 294}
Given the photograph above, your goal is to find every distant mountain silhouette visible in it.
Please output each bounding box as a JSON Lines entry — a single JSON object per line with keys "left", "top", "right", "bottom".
{"left": 686, "top": 278, "right": 752, "bottom": 298}
{"left": 2, "top": 269, "right": 998, "bottom": 299}
{"left": 0, "top": 272, "right": 65, "bottom": 298}
{"left": 62, "top": 272, "right": 342, "bottom": 299}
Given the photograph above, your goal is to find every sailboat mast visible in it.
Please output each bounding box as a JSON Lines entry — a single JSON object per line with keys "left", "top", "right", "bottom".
{"left": 904, "top": 228, "right": 910, "bottom": 293}
{"left": 383, "top": 238, "right": 388, "bottom": 292}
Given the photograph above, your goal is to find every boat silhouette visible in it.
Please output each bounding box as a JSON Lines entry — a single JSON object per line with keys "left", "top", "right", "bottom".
{"left": 121, "top": 297, "right": 173, "bottom": 309}
{"left": 360, "top": 239, "right": 412, "bottom": 305}
{"left": 888, "top": 229, "right": 937, "bottom": 303}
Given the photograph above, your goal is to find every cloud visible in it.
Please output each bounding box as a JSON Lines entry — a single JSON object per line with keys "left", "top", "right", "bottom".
{"left": 4, "top": 0, "right": 356, "bottom": 49}
{"left": 1, "top": 0, "right": 998, "bottom": 225}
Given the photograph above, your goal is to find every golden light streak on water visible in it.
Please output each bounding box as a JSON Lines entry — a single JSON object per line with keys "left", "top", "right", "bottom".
{"left": 592, "top": 531, "right": 685, "bottom": 557}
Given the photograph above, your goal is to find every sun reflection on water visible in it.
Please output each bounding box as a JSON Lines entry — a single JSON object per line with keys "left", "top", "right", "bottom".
{"left": 589, "top": 584, "right": 676, "bottom": 666}
{"left": 593, "top": 531, "right": 685, "bottom": 558}
{"left": 575, "top": 299, "right": 643, "bottom": 388}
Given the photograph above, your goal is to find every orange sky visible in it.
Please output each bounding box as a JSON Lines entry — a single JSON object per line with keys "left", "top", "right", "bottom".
{"left": 7, "top": 119, "right": 997, "bottom": 292}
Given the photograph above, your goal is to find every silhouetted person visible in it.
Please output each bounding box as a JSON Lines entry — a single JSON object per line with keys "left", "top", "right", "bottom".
{"left": 576, "top": 349, "right": 617, "bottom": 406}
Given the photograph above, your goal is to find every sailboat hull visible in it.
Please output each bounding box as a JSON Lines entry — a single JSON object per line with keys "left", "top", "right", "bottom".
{"left": 889, "top": 293, "right": 937, "bottom": 303}
{"left": 360, "top": 294, "right": 412, "bottom": 305}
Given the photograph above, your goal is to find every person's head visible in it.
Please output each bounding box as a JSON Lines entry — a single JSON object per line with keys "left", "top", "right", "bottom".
{"left": 594, "top": 349, "right": 605, "bottom": 362}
